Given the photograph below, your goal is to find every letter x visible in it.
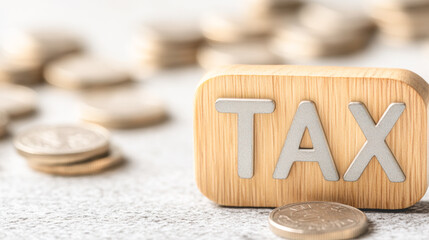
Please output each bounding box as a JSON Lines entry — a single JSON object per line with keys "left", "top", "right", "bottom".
{"left": 343, "top": 102, "right": 406, "bottom": 182}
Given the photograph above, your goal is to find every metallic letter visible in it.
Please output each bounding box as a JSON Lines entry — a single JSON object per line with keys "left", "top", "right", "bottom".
{"left": 344, "top": 102, "right": 406, "bottom": 182}
{"left": 273, "top": 101, "right": 339, "bottom": 181}
{"left": 216, "top": 98, "right": 275, "bottom": 179}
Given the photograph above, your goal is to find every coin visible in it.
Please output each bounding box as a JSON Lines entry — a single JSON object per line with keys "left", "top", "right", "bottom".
{"left": 271, "top": 17, "right": 373, "bottom": 60}
{"left": 246, "top": 0, "right": 302, "bottom": 18}
{"left": 269, "top": 202, "right": 368, "bottom": 240}
{"left": 2, "top": 29, "right": 83, "bottom": 64}
{"left": 0, "top": 83, "right": 37, "bottom": 118}
{"left": 0, "top": 59, "right": 42, "bottom": 85}
{"left": 137, "top": 21, "right": 203, "bottom": 47}
{"left": 44, "top": 55, "right": 131, "bottom": 89}
{"left": 14, "top": 124, "right": 110, "bottom": 165}
{"left": 0, "top": 111, "right": 8, "bottom": 138}
{"left": 370, "top": 0, "right": 429, "bottom": 41}
{"left": 134, "top": 21, "right": 202, "bottom": 68}
{"left": 201, "top": 13, "right": 273, "bottom": 43}
{"left": 197, "top": 41, "right": 281, "bottom": 70}
{"left": 298, "top": 3, "right": 374, "bottom": 35}
{"left": 80, "top": 86, "right": 167, "bottom": 128}
{"left": 27, "top": 146, "right": 123, "bottom": 176}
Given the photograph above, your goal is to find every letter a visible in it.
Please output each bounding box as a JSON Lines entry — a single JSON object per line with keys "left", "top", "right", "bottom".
{"left": 273, "top": 101, "right": 339, "bottom": 181}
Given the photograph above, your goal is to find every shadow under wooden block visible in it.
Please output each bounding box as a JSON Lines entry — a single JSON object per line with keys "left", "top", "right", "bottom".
{"left": 194, "top": 65, "right": 429, "bottom": 209}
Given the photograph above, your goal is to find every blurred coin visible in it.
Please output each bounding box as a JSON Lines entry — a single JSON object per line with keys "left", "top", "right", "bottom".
{"left": 271, "top": 20, "right": 373, "bottom": 60}
{"left": 45, "top": 55, "right": 131, "bottom": 89}
{"left": 137, "top": 21, "right": 203, "bottom": 47}
{"left": 135, "top": 21, "right": 203, "bottom": 69}
{"left": 27, "top": 146, "right": 123, "bottom": 176}
{"left": 138, "top": 53, "right": 197, "bottom": 68}
{"left": 371, "top": 0, "right": 429, "bottom": 40}
{"left": 298, "top": 3, "right": 374, "bottom": 35}
{"left": 15, "top": 124, "right": 110, "bottom": 165}
{"left": 269, "top": 202, "right": 368, "bottom": 240}
{"left": 197, "top": 41, "right": 281, "bottom": 70}
{"left": 80, "top": 86, "right": 167, "bottom": 128}
{"left": 201, "top": 13, "right": 273, "bottom": 43}
{"left": 0, "top": 111, "right": 8, "bottom": 138}
{"left": 372, "top": 0, "right": 429, "bottom": 10}
{"left": 0, "top": 83, "right": 37, "bottom": 118}
{"left": 0, "top": 59, "right": 42, "bottom": 85}
{"left": 2, "top": 29, "right": 83, "bottom": 64}
{"left": 247, "top": 0, "right": 302, "bottom": 18}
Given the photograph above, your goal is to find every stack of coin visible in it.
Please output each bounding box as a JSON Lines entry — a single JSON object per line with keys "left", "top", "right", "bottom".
{"left": 197, "top": 41, "right": 281, "bottom": 70}
{"left": 80, "top": 86, "right": 167, "bottom": 128}
{"left": 0, "top": 111, "right": 8, "bottom": 138}
{"left": 371, "top": 0, "right": 429, "bottom": 42}
{"left": 269, "top": 202, "right": 368, "bottom": 239}
{"left": 0, "top": 83, "right": 37, "bottom": 118}
{"left": 134, "top": 22, "right": 203, "bottom": 69}
{"left": 44, "top": 54, "right": 131, "bottom": 89}
{"left": 271, "top": 3, "right": 375, "bottom": 60}
{"left": 14, "top": 124, "right": 123, "bottom": 176}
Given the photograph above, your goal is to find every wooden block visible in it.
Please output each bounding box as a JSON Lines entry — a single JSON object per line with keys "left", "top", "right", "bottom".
{"left": 194, "top": 65, "right": 429, "bottom": 209}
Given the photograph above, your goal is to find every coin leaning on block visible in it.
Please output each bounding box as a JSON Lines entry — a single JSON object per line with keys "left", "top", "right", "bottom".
{"left": 27, "top": 146, "right": 123, "bottom": 176}
{"left": 14, "top": 124, "right": 110, "bottom": 165}
{"left": 269, "top": 202, "right": 368, "bottom": 240}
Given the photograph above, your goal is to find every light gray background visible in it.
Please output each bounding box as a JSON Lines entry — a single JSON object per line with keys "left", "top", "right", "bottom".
{"left": 1, "top": 0, "right": 429, "bottom": 239}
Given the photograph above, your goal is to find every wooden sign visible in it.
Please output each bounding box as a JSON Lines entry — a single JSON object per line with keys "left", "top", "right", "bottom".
{"left": 194, "top": 65, "right": 429, "bottom": 209}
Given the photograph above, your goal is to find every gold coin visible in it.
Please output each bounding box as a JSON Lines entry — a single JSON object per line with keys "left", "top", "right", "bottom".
{"left": 27, "top": 146, "right": 123, "bottom": 176}
{"left": 80, "top": 86, "right": 167, "bottom": 128}
{"left": 0, "top": 111, "right": 8, "bottom": 138}
{"left": 197, "top": 41, "right": 281, "bottom": 70}
{"left": 2, "top": 29, "right": 83, "bottom": 64}
{"left": 14, "top": 124, "right": 110, "bottom": 165}
{"left": 269, "top": 202, "right": 368, "bottom": 240}
{"left": 45, "top": 55, "right": 131, "bottom": 89}
{"left": 0, "top": 83, "right": 37, "bottom": 118}
{"left": 0, "top": 58, "right": 42, "bottom": 85}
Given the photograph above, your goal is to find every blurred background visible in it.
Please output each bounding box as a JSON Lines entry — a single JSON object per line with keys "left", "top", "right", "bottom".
{"left": 1, "top": 0, "right": 429, "bottom": 238}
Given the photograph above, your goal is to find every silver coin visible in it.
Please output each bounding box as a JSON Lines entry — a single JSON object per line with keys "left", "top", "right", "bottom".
{"left": 14, "top": 125, "right": 110, "bottom": 164}
{"left": 269, "top": 202, "right": 368, "bottom": 240}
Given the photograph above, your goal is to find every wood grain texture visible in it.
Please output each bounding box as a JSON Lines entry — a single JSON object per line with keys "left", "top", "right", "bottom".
{"left": 194, "top": 65, "right": 429, "bottom": 209}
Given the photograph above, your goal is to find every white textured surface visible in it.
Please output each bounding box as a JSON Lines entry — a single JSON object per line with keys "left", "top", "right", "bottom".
{"left": 1, "top": 0, "right": 429, "bottom": 239}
